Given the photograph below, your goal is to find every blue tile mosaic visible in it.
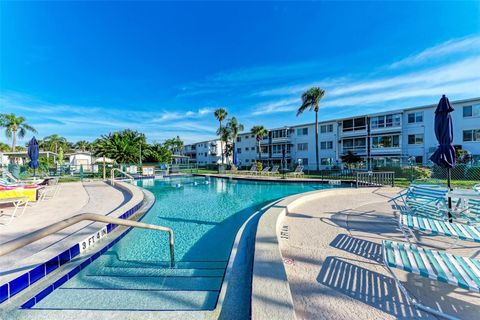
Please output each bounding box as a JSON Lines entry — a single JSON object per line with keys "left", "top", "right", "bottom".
{"left": 9, "top": 273, "right": 29, "bottom": 297}
{"left": 59, "top": 249, "right": 71, "bottom": 266}
{"left": 70, "top": 244, "right": 80, "bottom": 259}
{"left": 45, "top": 256, "right": 59, "bottom": 274}
{"left": 0, "top": 283, "right": 8, "bottom": 303}
{"left": 34, "top": 285, "right": 53, "bottom": 303}
{"left": 53, "top": 275, "right": 68, "bottom": 289}
{"left": 28, "top": 264, "right": 46, "bottom": 285}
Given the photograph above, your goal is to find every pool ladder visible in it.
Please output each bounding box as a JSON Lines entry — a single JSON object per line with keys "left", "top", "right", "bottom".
{"left": 0, "top": 213, "right": 175, "bottom": 267}
{"left": 110, "top": 168, "right": 135, "bottom": 185}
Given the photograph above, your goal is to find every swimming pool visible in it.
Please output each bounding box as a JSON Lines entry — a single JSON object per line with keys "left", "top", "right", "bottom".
{"left": 25, "top": 176, "right": 345, "bottom": 311}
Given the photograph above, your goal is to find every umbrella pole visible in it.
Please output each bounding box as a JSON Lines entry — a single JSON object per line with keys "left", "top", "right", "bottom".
{"left": 447, "top": 167, "right": 452, "bottom": 222}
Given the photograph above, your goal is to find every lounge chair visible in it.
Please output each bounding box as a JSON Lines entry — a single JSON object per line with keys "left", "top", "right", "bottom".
{"left": 0, "top": 196, "right": 30, "bottom": 226}
{"left": 390, "top": 185, "right": 450, "bottom": 219}
{"left": 398, "top": 213, "right": 480, "bottom": 247}
{"left": 255, "top": 166, "right": 270, "bottom": 175}
{"left": 38, "top": 178, "right": 61, "bottom": 202}
{"left": 267, "top": 165, "right": 279, "bottom": 176}
{"left": 383, "top": 240, "right": 480, "bottom": 318}
{"left": 240, "top": 164, "right": 257, "bottom": 175}
{"left": 287, "top": 165, "right": 304, "bottom": 177}
{"left": 474, "top": 184, "right": 480, "bottom": 193}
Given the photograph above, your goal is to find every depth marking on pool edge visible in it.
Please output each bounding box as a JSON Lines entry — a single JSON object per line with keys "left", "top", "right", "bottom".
{"left": 280, "top": 225, "right": 289, "bottom": 240}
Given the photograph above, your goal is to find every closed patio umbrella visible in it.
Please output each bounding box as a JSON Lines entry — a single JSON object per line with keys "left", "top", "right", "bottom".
{"left": 429, "top": 95, "right": 456, "bottom": 215}
{"left": 27, "top": 136, "right": 40, "bottom": 178}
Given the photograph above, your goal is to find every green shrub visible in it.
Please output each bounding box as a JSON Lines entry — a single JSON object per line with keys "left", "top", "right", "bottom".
{"left": 255, "top": 161, "right": 263, "bottom": 172}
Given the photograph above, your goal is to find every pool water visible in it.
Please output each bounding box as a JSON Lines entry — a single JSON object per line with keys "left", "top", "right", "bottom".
{"left": 28, "top": 176, "right": 345, "bottom": 311}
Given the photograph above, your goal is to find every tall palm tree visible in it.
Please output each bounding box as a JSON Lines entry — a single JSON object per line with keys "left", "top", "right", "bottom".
{"left": 214, "top": 108, "right": 228, "bottom": 164}
{"left": 226, "top": 117, "right": 244, "bottom": 164}
{"left": 297, "top": 87, "right": 325, "bottom": 171}
{"left": 41, "top": 134, "right": 68, "bottom": 154}
{"left": 75, "top": 140, "right": 91, "bottom": 152}
{"left": 250, "top": 125, "right": 268, "bottom": 163}
{"left": 0, "top": 113, "right": 37, "bottom": 151}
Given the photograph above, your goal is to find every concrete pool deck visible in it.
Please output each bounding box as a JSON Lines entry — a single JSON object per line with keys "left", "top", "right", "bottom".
{"left": 0, "top": 181, "right": 142, "bottom": 290}
{"left": 253, "top": 187, "right": 480, "bottom": 319}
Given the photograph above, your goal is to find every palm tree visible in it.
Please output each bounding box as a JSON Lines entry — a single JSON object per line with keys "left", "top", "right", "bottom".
{"left": 93, "top": 129, "right": 146, "bottom": 164}
{"left": 41, "top": 134, "right": 68, "bottom": 154}
{"left": 0, "top": 113, "right": 37, "bottom": 152}
{"left": 297, "top": 87, "right": 325, "bottom": 171}
{"left": 250, "top": 125, "right": 268, "bottom": 163}
{"left": 226, "top": 117, "right": 244, "bottom": 164}
{"left": 214, "top": 108, "right": 228, "bottom": 164}
{"left": 75, "top": 140, "right": 91, "bottom": 152}
{"left": 164, "top": 136, "right": 184, "bottom": 154}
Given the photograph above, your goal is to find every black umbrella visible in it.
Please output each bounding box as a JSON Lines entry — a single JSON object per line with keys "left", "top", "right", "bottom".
{"left": 28, "top": 136, "right": 40, "bottom": 178}
{"left": 429, "top": 95, "right": 456, "bottom": 215}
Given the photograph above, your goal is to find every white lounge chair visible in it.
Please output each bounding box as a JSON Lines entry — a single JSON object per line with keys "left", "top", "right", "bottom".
{"left": 0, "top": 196, "right": 30, "bottom": 226}
{"left": 267, "top": 165, "right": 279, "bottom": 176}
{"left": 383, "top": 240, "right": 480, "bottom": 319}
{"left": 240, "top": 164, "right": 257, "bottom": 175}
{"left": 287, "top": 165, "right": 304, "bottom": 177}
{"left": 257, "top": 167, "right": 271, "bottom": 175}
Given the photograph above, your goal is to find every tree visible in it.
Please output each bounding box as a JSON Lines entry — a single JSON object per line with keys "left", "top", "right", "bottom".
{"left": 250, "top": 125, "right": 268, "bottom": 162}
{"left": 143, "top": 143, "right": 172, "bottom": 163}
{"left": 92, "top": 129, "right": 147, "bottom": 164}
{"left": 41, "top": 134, "right": 68, "bottom": 154}
{"left": 0, "top": 113, "right": 37, "bottom": 151}
{"left": 0, "top": 142, "right": 10, "bottom": 152}
{"left": 296, "top": 87, "right": 325, "bottom": 171}
{"left": 225, "top": 117, "right": 244, "bottom": 164}
{"left": 214, "top": 108, "right": 228, "bottom": 164}
{"left": 341, "top": 151, "right": 362, "bottom": 169}
{"left": 164, "top": 136, "right": 184, "bottom": 154}
{"left": 74, "top": 140, "right": 91, "bottom": 152}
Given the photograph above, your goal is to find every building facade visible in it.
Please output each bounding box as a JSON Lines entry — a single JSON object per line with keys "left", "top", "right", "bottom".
{"left": 185, "top": 97, "right": 480, "bottom": 169}
{"left": 183, "top": 139, "right": 231, "bottom": 165}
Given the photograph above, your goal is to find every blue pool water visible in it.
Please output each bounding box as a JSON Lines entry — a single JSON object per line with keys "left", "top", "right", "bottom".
{"left": 29, "top": 176, "right": 345, "bottom": 311}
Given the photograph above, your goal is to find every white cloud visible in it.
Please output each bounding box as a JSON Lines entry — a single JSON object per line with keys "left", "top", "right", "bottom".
{"left": 389, "top": 35, "right": 480, "bottom": 69}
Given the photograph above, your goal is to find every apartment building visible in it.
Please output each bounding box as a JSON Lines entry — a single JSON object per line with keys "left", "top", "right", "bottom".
{"left": 184, "top": 97, "right": 480, "bottom": 169}
{"left": 183, "top": 139, "right": 230, "bottom": 165}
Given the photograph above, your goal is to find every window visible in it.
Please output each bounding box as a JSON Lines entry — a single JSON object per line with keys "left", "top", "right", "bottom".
{"left": 342, "top": 117, "right": 366, "bottom": 132}
{"left": 463, "top": 129, "right": 480, "bottom": 142}
{"left": 371, "top": 114, "right": 401, "bottom": 129}
{"left": 407, "top": 111, "right": 423, "bottom": 124}
{"left": 320, "top": 124, "right": 333, "bottom": 133}
{"left": 236, "top": 148, "right": 242, "bottom": 154}
{"left": 415, "top": 156, "right": 423, "bottom": 164}
{"left": 296, "top": 127, "right": 308, "bottom": 136}
{"left": 297, "top": 143, "right": 308, "bottom": 151}
{"left": 245, "top": 147, "right": 249, "bottom": 151}
{"left": 343, "top": 138, "right": 366, "bottom": 151}
{"left": 237, "top": 137, "right": 241, "bottom": 142}
{"left": 408, "top": 134, "right": 424, "bottom": 145}
{"left": 372, "top": 135, "right": 400, "bottom": 148}
{"left": 320, "top": 141, "right": 333, "bottom": 150}
{"left": 272, "top": 129, "right": 288, "bottom": 139}
{"left": 320, "top": 158, "right": 333, "bottom": 165}
{"left": 298, "top": 158, "right": 309, "bottom": 165}
{"left": 463, "top": 105, "right": 480, "bottom": 118}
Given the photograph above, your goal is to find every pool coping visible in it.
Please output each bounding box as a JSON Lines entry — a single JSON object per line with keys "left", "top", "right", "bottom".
{"left": 0, "top": 181, "right": 145, "bottom": 308}
{"left": 251, "top": 188, "right": 357, "bottom": 320}
{"left": 194, "top": 173, "right": 355, "bottom": 185}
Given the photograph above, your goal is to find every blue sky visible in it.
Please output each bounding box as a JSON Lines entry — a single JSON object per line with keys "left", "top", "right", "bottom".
{"left": 1, "top": 1, "right": 479, "bottom": 145}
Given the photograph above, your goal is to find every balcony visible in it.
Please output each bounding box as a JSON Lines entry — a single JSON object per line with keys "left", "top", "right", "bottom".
{"left": 340, "top": 127, "right": 367, "bottom": 137}
{"left": 342, "top": 146, "right": 367, "bottom": 154}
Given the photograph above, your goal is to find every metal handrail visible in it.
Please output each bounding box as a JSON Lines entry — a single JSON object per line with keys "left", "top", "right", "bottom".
{"left": 0, "top": 213, "right": 175, "bottom": 267}
{"left": 111, "top": 168, "right": 135, "bottom": 185}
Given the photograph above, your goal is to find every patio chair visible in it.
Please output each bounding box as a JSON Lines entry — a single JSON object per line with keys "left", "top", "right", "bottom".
{"left": 267, "top": 165, "right": 279, "bottom": 176}
{"left": 240, "top": 164, "right": 257, "bottom": 175}
{"left": 390, "top": 185, "right": 450, "bottom": 218}
{"left": 398, "top": 213, "right": 480, "bottom": 249}
{"left": 454, "top": 197, "right": 480, "bottom": 225}
{"left": 38, "top": 178, "right": 61, "bottom": 202}
{"left": 383, "top": 240, "right": 480, "bottom": 319}
{"left": 473, "top": 184, "right": 480, "bottom": 193}
{"left": 0, "top": 196, "right": 30, "bottom": 226}
{"left": 287, "top": 165, "right": 304, "bottom": 177}
{"left": 257, "top": 167, "right": 271, "bottom": 175}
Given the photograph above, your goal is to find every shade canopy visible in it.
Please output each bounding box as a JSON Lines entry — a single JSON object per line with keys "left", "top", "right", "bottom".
{"left": 27, "top": 136, "right": 40, "bottom": 169}
{"left": 430, "top": 95, "right": 456, "bottom": 169}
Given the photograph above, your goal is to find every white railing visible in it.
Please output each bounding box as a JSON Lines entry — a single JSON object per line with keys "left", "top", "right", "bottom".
{"left": 0, "top": 213, "right": 175, "bottom": 267}
{"left": 110, "top": 168, "right": 134, "bottom": 185}
{"left": 356, "top": 171, "right": 395, "bottom": 187}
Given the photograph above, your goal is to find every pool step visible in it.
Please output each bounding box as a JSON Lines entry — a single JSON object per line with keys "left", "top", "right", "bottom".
{"left": 63, "top": 275, "right": 223, "bottom": 291}
{"left": 31, "top": 288, "right": 218, "bottom": 310}
{"left": 91, "top": 255, "right": 228, "bottom": 269}
{"left": 86, "top": 266, "right": 225, "bottom": 277}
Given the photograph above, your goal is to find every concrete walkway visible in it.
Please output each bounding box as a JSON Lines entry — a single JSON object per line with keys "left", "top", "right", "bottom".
{"left": 280, "top": 188, "right": 480, "bottom": 319}
{"left": 0, "top": 181, "right": 132, "bottom": 285}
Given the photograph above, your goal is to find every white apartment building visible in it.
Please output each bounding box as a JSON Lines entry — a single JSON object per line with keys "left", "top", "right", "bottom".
{"left": 185, "top": 97, "right": 480, "bottom": 169}
{"left": 183, "top": 139, "right": 231, "bottom": 165}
